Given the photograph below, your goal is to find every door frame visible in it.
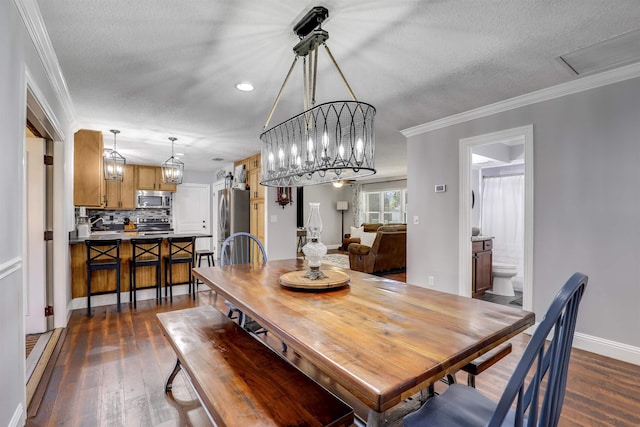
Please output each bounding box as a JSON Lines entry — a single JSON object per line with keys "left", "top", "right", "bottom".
{"left": 23, "top": 71, "right": 65, "bottom": 332}
{"left": 458, "top": 125, "right": 534, "bottom": 311}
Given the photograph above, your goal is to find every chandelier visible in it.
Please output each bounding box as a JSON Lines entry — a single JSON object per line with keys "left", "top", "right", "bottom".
{"left": 104, "top": 129, "right": 126, "bottom": 182}
{"left": 260, "top": 6, "right": 376, "bottom": 187}
{"left": 161, "top": 137, "right": 184, "bottom": 185}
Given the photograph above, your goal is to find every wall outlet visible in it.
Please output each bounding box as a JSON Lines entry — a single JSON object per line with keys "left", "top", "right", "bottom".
{"left": 270, "top": 215, "right": 278, "bottom": 223}
{"left": 427, "top": 276, "right": 435, "bottom": 287}
{"left": 413, "top": 216, "right": 419, "bottom": 225}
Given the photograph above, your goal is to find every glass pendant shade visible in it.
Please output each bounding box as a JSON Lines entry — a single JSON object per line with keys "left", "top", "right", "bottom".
{"left": 104, "top": 129, "right": 126, "bottom": 182}
{"left": 161, "top": 137, "right": 184, "bottom": 185}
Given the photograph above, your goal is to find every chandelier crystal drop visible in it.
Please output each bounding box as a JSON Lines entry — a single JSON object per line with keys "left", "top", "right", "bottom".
{"left": 161, "top": 137, "right": 184, "bottom": 185}
{"left": 104, "top": 129, "right": 126, "bottom": 182}
{"left": 259, "top": 6, "right": 376, "bottom": 187}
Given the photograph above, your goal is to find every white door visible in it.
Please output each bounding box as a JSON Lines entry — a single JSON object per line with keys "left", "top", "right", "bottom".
{"left": 173, "top": 183, "right": 211, "bottom": 251}
{"left": 25, "top": 137, "right": 47, "bottom": 334}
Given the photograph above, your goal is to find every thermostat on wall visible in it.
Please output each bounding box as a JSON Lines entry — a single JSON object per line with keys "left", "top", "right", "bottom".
{"left": 434, "top": 184, "right": 446, "bottom": 193}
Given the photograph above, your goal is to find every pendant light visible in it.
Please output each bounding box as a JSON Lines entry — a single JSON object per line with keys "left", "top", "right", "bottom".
{"left": 259, "top": 6, "right": 376, "bottom": 188}
{"left": 104, "top": 129, "right": 126, "bottom": 182}
{"left": 161, "top": 137, "right": 184, "bottom": 185}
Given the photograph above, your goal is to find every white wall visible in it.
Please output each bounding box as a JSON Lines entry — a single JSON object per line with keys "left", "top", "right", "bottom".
{"left": 407, "top": 75, "right": 640, "bottom": 360}
{"left": 1, "top": 1, "right": 77, "bottom": 424}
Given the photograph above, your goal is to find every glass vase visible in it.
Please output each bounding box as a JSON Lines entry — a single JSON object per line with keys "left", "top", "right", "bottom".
{"left": 302, "top": 202, "right": 328, "bottom": 279}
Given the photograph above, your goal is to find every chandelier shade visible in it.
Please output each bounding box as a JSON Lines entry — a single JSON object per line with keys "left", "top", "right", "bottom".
{"left": 104, "top": 129, "right": 125, "bottom": 182}
{"left": 259, "top": 6, "right": 376, "bottom": 187}
{"left": 161, "top": 137, "right": 184, "bottom": 185}
{"left": 260, "top": 101, "right": 375, "bottom": 187}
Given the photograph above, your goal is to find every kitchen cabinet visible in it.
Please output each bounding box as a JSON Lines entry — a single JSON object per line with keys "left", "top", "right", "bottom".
{"left": 105, "top": 164, "right": 136, "bottom": 209}
{"left": 74, "top": 129, "right": 105, "bottom": 207}
{"left": 250, "top": 199, "right": 265, "bottom": 245}
{"left": 472, "top": 238, "right": 493, "bottom": 298}
{"left": 237, "top": 153, "right": 264, "bottom": 245}
{"left": 135, "top": 165, "right": 177, "bottom": 192}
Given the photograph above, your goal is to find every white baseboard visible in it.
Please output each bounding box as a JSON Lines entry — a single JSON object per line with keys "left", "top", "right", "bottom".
{"left": 573, "top": 332, "right": 640, "bottom": 366}
{"left": 71, "top": 284, "right": 193, "bottom": 310}
{"left": 9, "top": 403, "right": 24, "bottom": 427}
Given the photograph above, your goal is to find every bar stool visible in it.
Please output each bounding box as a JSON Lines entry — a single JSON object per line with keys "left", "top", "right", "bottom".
{"left": 85, "top": 238, "right": 122, "bottom": 317}
{"left": 164, "top": 236, "right": 195, "bottom": 302}
{"left": 129, "top": 238, "right": 162, "bottom": 309}
{"left": 196, "top": 249, "right": 215, "bottom": 268}
{"left": 195, "top": 249, "right": 215, "bottom": 286}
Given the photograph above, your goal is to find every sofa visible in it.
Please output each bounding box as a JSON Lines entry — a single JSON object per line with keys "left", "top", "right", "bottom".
{"left": 341, "top": 223, "right": 383, "bottom": 251}
{"left": 348, "top": 224, "right": 407, "bottom": 274}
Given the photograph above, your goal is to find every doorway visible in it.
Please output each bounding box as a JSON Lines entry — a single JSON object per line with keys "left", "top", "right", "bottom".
{"left": 458, "top": 125, "right": 533, "bottom": 311}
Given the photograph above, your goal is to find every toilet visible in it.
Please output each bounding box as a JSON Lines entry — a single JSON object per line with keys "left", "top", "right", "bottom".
{"left": 491, "top": 262, "right": 518, "bottom": 296}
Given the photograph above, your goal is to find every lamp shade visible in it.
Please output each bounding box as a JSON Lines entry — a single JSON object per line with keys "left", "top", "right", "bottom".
{"left": 336, "top": 201, "right": 348, "bottom": 211}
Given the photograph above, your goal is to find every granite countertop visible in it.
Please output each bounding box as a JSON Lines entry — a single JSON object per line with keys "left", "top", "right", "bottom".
{"left": 69, "top": 232, "right": 212, "bottom": 244}
{"left": 471, "top": 236, "right": 494, "bottom": 241}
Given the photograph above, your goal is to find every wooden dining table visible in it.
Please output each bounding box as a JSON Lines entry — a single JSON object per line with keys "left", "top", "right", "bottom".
{"left": 193, "top": 259, "right": 535, "bottom": 426}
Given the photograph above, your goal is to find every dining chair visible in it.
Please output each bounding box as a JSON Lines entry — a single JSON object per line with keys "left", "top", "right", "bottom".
{"left": 220, "top": 232, "right": 267, "bottom": 328}
{"left": 404, "top": 272, "right": 588, "bottom": 427}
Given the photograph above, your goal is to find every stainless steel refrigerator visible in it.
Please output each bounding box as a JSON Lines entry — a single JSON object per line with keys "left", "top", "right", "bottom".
{"left": 217, "top": 189, "right": 250, "bottom": 257}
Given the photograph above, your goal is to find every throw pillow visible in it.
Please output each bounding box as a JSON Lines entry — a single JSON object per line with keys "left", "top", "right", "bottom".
{"left": 350, "top": 226, "right": 363, "bottom": 239}
{"left": 360, "top": 231, "right": 377, "bottom": 247}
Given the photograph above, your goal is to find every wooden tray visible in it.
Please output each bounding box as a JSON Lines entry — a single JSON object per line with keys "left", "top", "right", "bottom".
{"left": 280, "top": 270, "right": 350, "bottom": 291}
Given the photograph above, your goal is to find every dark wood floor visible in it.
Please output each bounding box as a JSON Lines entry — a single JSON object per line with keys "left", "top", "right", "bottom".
{"left": 28, "top": 277, "right": 640, "bottom": 426}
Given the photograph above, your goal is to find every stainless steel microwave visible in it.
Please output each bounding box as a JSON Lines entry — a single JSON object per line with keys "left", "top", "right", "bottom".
{"left": 136, "top": 190, "right": 171, "bottom": 209}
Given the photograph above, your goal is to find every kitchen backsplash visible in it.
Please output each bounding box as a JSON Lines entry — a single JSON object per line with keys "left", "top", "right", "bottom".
{"left": 78, "top": 208, "right": 171, "bottom": 225}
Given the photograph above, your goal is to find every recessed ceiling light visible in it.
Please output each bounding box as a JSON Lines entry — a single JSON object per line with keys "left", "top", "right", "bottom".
{"left": 235, "top": 82, "right": 255, "bottom": 92}
{"left": 175, "top": 152, "right": 184, "bottom": 157}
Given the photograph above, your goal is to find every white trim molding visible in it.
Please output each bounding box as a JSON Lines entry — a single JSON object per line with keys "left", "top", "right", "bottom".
{"left": 0, "top": 257, "right": 23, "bottom": 280}
{"left": 458, "top": 125, "right": 534, "bottom": 312}
{"left": 14, "top": 0, "right": 76, "bottom": 125}
{"left": 573, "top": 333, "right": 640, "bottom": 366}
{"left": 402, "top": 62, "right": 640, "bottom": 137}
{"left": 9, "top": 403, "right": 24, "bottom": 427}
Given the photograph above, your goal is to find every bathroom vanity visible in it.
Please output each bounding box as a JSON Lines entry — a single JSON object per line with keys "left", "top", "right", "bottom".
{"left": 472, "top": 237, "right": 493, "bottom": 298}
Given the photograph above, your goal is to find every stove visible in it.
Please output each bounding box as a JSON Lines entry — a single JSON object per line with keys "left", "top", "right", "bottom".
{"left": 136, "top": 218, "right": 173, "bottom": 234}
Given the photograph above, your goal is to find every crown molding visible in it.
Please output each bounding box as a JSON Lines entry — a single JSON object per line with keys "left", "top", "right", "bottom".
{"left": 401, "top": 61, "right": 640, "bottom": 137}
{"left": 14, "top": 0, "right": 76, "bottom": 127}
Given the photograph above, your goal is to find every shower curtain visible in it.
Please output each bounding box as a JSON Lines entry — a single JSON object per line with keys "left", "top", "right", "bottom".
{"left": 481, "top": 174, "right": 525, "bottom": 289}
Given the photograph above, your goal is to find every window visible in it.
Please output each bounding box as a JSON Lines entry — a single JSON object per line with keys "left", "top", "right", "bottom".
{"left": 362, "top": 189, "right": 407, "bottom": 224}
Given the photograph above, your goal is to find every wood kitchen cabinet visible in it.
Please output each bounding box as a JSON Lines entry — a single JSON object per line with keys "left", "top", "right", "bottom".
{"left": 472, "top": 238, "right": 493, "bottom": 298}
{"left": 250, "top": 199, "right": 265, "bottom": 245}
{"left": 105, "top": 164, "right": 136, "bottom": 209}
{"left": 237, "top": 153, "right": 264, "bottom": 245}
{"left": 135, "top": 165, "right": 177, "bottom": 192}
{"left": 74, "top": 129, "right": 105, "bottom": 207}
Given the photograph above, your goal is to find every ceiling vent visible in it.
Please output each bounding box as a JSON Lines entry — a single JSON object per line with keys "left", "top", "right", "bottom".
{"left": 558, "top": 28, "right": 640, "bottom": 75}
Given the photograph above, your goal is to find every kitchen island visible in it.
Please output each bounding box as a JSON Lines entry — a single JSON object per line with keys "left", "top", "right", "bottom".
{"left": 69, "top": 232, "right": 211, "bottom": 299}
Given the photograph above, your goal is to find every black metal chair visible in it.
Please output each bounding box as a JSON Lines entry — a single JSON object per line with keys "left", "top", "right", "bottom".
{"left": 163, "top": 236, "right": 195, "bottom": 302}
{"left": 129, "top": 238, "right": 162, "bottom": 308}
{"left": 85, "top": 238, "right": 122, "bottom": 316}
{"left": 404, "top": 272, "right": 588, "bottom": 427}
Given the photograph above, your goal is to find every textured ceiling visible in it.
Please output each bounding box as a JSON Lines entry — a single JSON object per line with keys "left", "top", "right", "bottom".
{"left": 36, "top": 0, "right": 640, "bottom": 179}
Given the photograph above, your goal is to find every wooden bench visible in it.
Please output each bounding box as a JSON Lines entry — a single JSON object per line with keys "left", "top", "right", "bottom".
{"left": 157, "top": 305, "right": 354, "bottom": 427}
{"left": 461, "top": 342, "right": 512, "bottom": 387}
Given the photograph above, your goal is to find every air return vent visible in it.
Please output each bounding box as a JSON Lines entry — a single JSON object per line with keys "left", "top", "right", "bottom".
{"left": 559, "top": 28, "right": 640, "bottom": 75}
